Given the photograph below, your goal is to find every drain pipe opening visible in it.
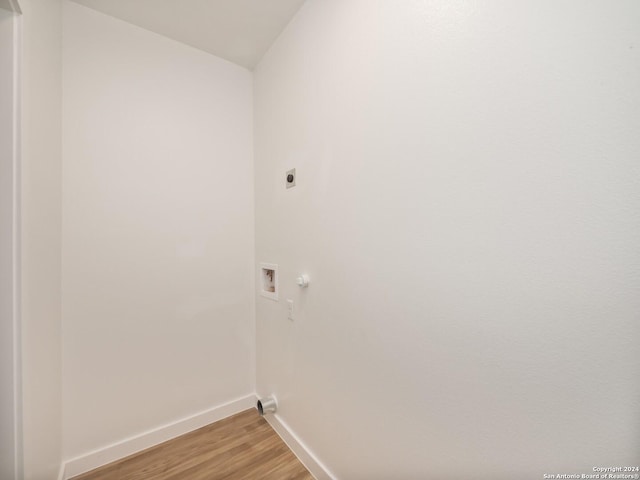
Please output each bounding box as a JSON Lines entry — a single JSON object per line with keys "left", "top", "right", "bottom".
{"left": 257, "top": 396, "right": 277, "bottom": 416}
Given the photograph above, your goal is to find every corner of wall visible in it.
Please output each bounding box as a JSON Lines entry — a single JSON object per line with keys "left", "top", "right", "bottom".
{"left": 19, "top": 0, "right": 63, "bottom": 477}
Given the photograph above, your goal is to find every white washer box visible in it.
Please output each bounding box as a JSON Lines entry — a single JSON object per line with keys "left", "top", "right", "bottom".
{"left": 259, "top": 263, "right": 278, "bottom": 301}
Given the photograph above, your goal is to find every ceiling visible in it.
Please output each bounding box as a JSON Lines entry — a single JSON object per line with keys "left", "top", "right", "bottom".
{"left": 1, "top": 0, "right": 21, "bottom": 13}
{"left": 69, "top": 0, "right": 306, "bottom": 69}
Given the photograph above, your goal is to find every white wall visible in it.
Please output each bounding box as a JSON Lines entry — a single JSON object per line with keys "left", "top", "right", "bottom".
{"left": 254, "top": 1, "right": 640, "bottom": 478}
{"left": 62, "top": 1, "right": 254, "bottom": 461}
{"left": 0, "top": 5, "right": 20, "bottom": 479}
{"left": 20, "top": 0, "right": 63, "bottom": 478}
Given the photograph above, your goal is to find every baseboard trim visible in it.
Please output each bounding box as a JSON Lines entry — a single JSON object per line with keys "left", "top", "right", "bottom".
{"left": 61, "top": 394, "right": 256, "bottom": 480}
{"left": 264, "top": 411, "right": 336, "bottom": 480}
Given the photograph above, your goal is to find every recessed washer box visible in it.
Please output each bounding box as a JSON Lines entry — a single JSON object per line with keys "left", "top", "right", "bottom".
{"left": 259, "top": 263, "right": 278, "bottom": 301}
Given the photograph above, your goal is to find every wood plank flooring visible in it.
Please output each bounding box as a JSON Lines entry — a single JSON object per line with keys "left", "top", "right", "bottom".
{"left": 70, "top": 409, "right": 314, "bottom": 480}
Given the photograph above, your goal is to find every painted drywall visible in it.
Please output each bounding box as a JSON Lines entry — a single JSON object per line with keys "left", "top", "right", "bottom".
{"left": 0, "top": 6, "right": 20, "bottom": 480}
{"left": 254, "top": 1, "right": 640, "bottom": 478}
{"left": 19, "top": 0, "right": 63, "bottom": 478}
{"left": 68, "top": 0, "right": 306, "bottom": 69}
{"left": 62, "top": 1, "right": 254, "bottom": 461}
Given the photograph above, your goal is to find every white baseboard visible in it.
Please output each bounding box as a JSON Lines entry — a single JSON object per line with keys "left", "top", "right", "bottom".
{"left": 264, "top": 412, "right": 336, "bottom": 480}
{"left": 61, "top": 394, "right": 256, "bottom": 480}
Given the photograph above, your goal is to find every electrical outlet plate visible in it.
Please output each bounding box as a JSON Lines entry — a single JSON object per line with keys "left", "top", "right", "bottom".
{"left": 286, "top": 168, "right": 296, "bottom": 189}
{"left": 287, "top": 299, "right": 294, "bottom": 320}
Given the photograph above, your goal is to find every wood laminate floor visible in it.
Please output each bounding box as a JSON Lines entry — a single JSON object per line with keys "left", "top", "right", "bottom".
{"left": 70, "top": 409, "right": 314, "bottom": 480}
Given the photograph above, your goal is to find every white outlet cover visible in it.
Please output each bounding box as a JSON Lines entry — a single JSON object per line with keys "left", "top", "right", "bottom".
{"left": 286, "top": 168, "right": 296, "bottom": 189}
{"left": 287, "top": 299, "right": 294, "bottom": 320}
